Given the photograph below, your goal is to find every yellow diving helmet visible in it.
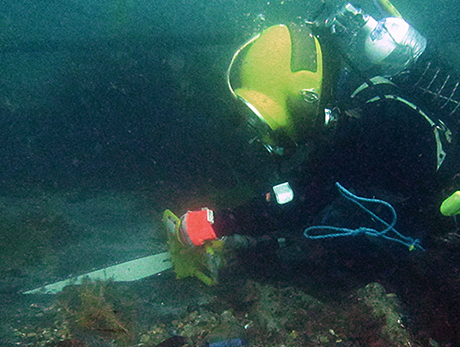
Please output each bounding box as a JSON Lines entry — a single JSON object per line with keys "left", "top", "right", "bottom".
{"left": 227, "top": 24, "right": 323, "bottom": 155}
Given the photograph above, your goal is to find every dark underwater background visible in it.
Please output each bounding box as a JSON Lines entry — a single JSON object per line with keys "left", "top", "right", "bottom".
{"left": 1, "top": 0, "right": 460, "bottom": 346}
{"left": 0, "top": 0, "right": 456, "bottom": 196}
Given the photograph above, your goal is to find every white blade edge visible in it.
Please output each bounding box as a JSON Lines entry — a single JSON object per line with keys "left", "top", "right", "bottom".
{"left": 23, "top": 252, "right": 172, "bottom": 294}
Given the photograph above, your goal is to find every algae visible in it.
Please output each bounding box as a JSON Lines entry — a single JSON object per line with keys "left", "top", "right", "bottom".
{"left": 57, "top": 279, "right": 138, "bottom": 346}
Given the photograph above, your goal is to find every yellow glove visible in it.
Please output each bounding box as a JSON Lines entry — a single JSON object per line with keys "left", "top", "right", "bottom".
{"left": 440, "top": 191, "right": 460, "bottom": 216}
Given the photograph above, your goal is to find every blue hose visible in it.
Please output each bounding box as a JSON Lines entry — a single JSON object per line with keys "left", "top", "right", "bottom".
{"left": 304, "top": 183, "right": 424, "bottom": 251}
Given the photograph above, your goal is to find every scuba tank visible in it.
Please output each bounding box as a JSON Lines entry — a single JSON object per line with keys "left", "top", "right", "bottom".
{"left": 323, "top": 1, "right": 460, "bottom": 125}
{"left": 322, "top": 2, "right": 426, "bottom": 80}
{"left": 319, "top": 1, "right": 455, "bottom": 171}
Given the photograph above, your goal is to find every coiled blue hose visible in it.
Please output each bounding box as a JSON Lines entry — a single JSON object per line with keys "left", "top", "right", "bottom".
{"left": 304, "top": 182, "right": 424, "bottom": 251}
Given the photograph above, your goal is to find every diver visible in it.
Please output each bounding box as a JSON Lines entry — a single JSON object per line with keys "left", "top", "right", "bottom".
{"left": 165, "top": 0, "right": 460, "bottom": 282}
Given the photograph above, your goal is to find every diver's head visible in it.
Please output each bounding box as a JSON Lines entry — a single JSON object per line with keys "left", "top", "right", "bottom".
{"left": 227, "top": 23, "right": 324, "bottom": 157}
